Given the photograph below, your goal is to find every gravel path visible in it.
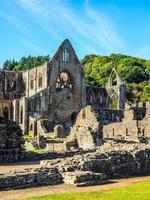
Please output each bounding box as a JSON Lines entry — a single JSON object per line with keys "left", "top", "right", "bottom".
{"left": 0, "top": 176, "right": 150, "bottom": 200}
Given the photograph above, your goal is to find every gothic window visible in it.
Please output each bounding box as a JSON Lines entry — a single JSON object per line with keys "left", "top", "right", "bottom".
{"left": 30, "top": 76, "right": 34, "bottom": 89}
{"left": 9, "top": 78, "right": 16, "bottom": 91}
{"left": 56, "top": 71, "right": 73, "bottom": 89}
{"left": 62, "top": 49, "right": 69, "bottom": 62}
{"left": 97, "top": 93, "right": 103, "bottom": 105}
{"left": 111, "top": 71, "right": 117, "bottom": 86}
{"left": 90, "top": 94, "right": 93, "bottom": 104}
{"left": 38, "top": 74, "right": 43, "bottom": 88}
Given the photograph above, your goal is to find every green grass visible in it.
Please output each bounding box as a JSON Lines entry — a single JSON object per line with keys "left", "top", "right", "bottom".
{"left": 23, "top": 181, "right": 150, "bottom": 200}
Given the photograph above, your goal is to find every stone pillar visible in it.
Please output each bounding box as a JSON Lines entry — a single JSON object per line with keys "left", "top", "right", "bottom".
{"left": 23, "top": 97, "right": 29, "bottom": 135}
{"left": 13, "top": 99, "right": 19, "bottom": 123}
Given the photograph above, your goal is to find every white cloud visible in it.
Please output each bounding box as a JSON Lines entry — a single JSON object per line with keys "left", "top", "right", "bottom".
{"left": 20, "top": 40, "right": 49, "bottom": 54}
{"left": 14, "top": 0, "right": 125, "bottom": 54}
{"left": 0, "top": 9, "right": 29, "bottom": 34}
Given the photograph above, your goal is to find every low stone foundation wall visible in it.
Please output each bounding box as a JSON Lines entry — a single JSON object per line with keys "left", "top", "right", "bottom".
{"left": 0, "top": 168, "right": 63, "bottom": 190}
{"left": 0, "top": 142, "right": 150, "bottom": 190}
{"left": 42, "top": 143, "right": 150, "bottom": 178}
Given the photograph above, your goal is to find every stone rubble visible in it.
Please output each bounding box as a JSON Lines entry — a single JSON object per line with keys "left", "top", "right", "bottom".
{"left": 0, "top": 142, "right": 150, "bottom": 190}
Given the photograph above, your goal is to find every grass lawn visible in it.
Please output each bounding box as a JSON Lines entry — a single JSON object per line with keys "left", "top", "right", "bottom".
{"left": 23, "top": 181, "right": 150, "bottom": 200}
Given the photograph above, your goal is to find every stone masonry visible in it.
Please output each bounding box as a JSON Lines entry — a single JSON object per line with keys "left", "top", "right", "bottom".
{"left": 66, "top": 106, "right": 103, "bottom": 150}
{"left": 0, "top": 39, "right": 126, "bottom": 139}
{"left": 0, "top": 117, "right": 24, "bottom": 162}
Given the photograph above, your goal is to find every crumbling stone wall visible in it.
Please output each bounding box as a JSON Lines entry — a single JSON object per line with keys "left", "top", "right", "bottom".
{"left": 42, "top": 142, "right": 150, "bottom": 178}
{"left": 66, "top": 106, "right": 103, "bottom": 150}
{"left": 0, "top": 167, "right": 62, "bottom": 190}
{"left": 0, "top": 117, "right": 24, "bottom": 162}
{"left": 0, "top": 142, "right": 150, "bottom": 190}
{"left": 103, "top": 103, "right": 150, "bottom": 142}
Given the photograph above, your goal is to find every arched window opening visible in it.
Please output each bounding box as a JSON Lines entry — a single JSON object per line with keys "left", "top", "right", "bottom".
{"left": 3, "top": 107, "right": 9, "bottom": 120}
{"left": 30, "top": 76, "right": 34, "bottom": 90}
{"left": 56, "top": 71, "right": 73, "bottom": 89}
{"left": 97, "top": 93, "right": 103, "bottom": 106}
{"left": 62, "top": 49, "right": 69, "bottom": 62}
{"left": 20, "top": 106, "right": 23, "bottom": 124}
{"left": 38, "top": 74, "right": 43, "bottom": 88}
{"left": 111, "top": 72, "right": 117, "bottom": 86}
{"left": 89, "top": 94, "right": 93, "bottom": 104}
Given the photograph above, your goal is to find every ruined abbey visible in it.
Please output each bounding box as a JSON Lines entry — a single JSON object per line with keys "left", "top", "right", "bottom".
{"left": 0, "top": 39, "right": 150, "bottom": 150}
{"left": 0, "top": 39, "right": 150, "bottom": 191}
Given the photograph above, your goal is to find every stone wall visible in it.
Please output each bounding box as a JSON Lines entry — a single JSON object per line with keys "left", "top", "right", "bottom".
{"left": 66, "top": 106, "right": 103, "bottom": 150}
{"left": 42, "top": 142, "right": 150, "bottom": 179}
{"left": 0, "top": 71, "right": 24, "bottom": 100}
{"left": 103, "top": 104, "right": 150, "bottom": 142}
{"left": 0, "top": 117, "right": 24, "bottom": 162}
{"left": 0, "top": 142, "right": 150, "bottom": 190}
{"left": 23, "top": 63, "right": 48, "bottom": 98}
{"left": 46, "top": 141, "right": 66, "bottom": 152}
{"left": 0, "top": 167, "right": 62, "bottom": 190}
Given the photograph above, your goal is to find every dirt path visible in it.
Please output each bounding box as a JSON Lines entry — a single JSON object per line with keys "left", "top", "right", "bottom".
{"left": 0, "top": 161, "right": 40, "bottom": 173}
{"left": 0, "top": 176, "right": 150, "bottom": 200}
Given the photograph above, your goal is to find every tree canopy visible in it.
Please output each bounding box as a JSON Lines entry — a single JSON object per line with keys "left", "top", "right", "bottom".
{"left": 2, "top": 55, "right": 50, "bottom": 71}
{"left": 2, "top": 53, "right": 150, "bottom": 103}
{"left": 81, "top": 53, "right": 150, "bottom": 103}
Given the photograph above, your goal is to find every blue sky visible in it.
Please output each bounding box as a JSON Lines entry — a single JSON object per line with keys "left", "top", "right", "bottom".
{"left": 1, "top": 0, "right": 150, "bottom": 66}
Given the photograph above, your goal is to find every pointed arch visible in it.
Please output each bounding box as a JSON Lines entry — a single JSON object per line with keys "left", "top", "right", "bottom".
{"left": 107, "top": 68, "right": 122, "bottom": 87}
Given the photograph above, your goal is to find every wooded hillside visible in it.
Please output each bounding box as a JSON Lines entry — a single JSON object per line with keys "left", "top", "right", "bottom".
{"left": 2, "top": 53, "right": 150, "bottom": 103}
